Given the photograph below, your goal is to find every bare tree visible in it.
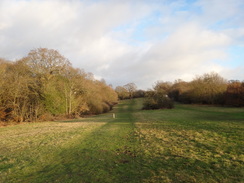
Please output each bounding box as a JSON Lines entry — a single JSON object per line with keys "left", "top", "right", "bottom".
{"left": 154, "top": 81, "right": 172, "bottom": 95}
{"left": 115, "top": 86, "right": 129, "bottom": 100}
{"left": 190, "top": 72, "right": 227, "bottom": 104}
{"left": 124, "top": 83, "right": 137, "bottom": 99}
{"left": 26, "top": 48, "right": 71, "bottom": 80}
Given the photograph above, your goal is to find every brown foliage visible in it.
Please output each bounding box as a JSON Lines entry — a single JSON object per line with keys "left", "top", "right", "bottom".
{"left": 0, "top": 48, "right": 118, "bottom": 123}
{"left": 224, "top": 81, "right": 244, "bottom": 106}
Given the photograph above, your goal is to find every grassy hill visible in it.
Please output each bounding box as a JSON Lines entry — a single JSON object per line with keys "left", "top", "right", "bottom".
{"left": 0, "top": 99, "right": 243, "bottom": 182}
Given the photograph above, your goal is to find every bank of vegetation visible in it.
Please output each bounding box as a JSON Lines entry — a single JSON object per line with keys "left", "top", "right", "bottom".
{"left": 115, "top": 72, "right": 244, "bottom": 110}
{"left": 167, "top": 73, "right": 244, "bottom": 107}
{"left": 0, "top": 48, "right": 118, "bottom": 123}
{"left": 1, "top": 48, "right": 243, "bottom": 123}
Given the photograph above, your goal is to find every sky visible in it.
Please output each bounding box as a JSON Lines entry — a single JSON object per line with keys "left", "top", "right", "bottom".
{"left": 0, "top": 0, "right": 243, "bottom": 89}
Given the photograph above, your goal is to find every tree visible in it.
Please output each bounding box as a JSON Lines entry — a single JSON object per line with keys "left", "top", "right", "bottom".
{"left": 143, "top": 90, "right": 174, "bottom": 110}
{"left": 143, "top": 81, "right": 174, "bottom": 110}
{"left": 153, "top": 81, "right": 172, "bottom": 95}
{"left": 224, "top": 81, "right": 244, "bottom": 106}
{"left": 0, "top": 59, "right": 41, "bottom": 122}
{"left": 168, "top": 79, "right": 191, "bottom": 103}
{"left": 24, "top": 48, "right": 73, "bottom": 116}
{"left": 25, "top": 48, "right": 71, "bottom": 80}
{"left": 0, "top": 59, "right": 11, "bottom": 121}
{"left": 0, "top": 48, "right": 119, "bottom": 123}
{"left": 133, "top": 90, "right": 145, "bottom": 98}
{"left": 63, "top": 67, "right": 88, "bottom": 116}
{"left": 189, "top": 72, "right": 227, "bottom": 104}
{"left": 115, "top": 86, "right": 129, "bottom": 100}
{"left": 124, "top": 83, "right": 137, "bottom": 99}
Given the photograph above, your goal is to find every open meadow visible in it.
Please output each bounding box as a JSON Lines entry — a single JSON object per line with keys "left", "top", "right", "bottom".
{"left": 0, "top": 99, "right": 243, "bottom": 183}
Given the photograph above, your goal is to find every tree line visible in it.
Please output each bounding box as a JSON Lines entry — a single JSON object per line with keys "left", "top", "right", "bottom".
{"left": 166, "top": 72, "right": 243, "bottom": 107}
{"left": 0, "top": 48, "right": 118, "bottom": 123}
{"left": 115, "top": 83, "right": 145, "bottom": 99}
{"left": 115, "top": 72, "right": 244, "bottom": 109}
{"left": 1, "top": 48, "right": 243, "bottom": 123}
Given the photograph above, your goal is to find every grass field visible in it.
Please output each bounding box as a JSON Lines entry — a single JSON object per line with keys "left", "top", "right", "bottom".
{"left": 0, "top": 99, "right": 243, "bottom": 183}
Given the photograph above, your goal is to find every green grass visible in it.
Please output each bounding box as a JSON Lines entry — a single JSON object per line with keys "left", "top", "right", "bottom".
{"left": 0, "top": 99, "right": 243, "bottom": 182}
{"left": 134, "top": 101, "right": 244, "bottom": 182}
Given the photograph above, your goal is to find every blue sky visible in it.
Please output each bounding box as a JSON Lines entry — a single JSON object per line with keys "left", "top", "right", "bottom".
{"left": 0, "top": 0, "right": 243, "bottom": 89}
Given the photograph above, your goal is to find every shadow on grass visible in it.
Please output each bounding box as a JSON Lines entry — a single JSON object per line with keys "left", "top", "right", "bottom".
{"left": 140, "top": 103, "right": 244, "bottom": 135}
{"left": 3, "top": 99, "right": 243, "bottom": 182}
{"left": 28, "top": 119, "right": 243, "bottom": 183}
{"left": 175, "top": 104, "right": 244, "bottom": 122}
{"left": 31, "top": 124, "right": 149, "bottom": 182}
{"left": 21, "top": 100, "right": 151, "bottom": 183}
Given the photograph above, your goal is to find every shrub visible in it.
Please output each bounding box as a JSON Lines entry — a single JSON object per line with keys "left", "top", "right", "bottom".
{"left": 102, "top": 102, "right": 110, "bottom": 113}
{"left": 142, "top": 92, "right": 174, "bottom": 110}
{"left": 224, "top": 81, "right": 244, "bottom": 107}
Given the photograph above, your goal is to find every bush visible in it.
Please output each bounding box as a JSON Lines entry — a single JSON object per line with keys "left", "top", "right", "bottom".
{"left": 39, "top": 113, "right": 55, "bottom": 121}
{"left": 142, "top": 92, "right": 174, "bottom": 110}
{"left": 102, "top": 102, "right": 110, "bottom": 113}
{"left": 142, "top": 98, "right": 158, "bottom": 110}
{"left": 224, "top": 81, "right": 244, "bottom": 107}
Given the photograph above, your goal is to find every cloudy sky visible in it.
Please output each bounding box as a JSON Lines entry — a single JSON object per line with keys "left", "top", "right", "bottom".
{"left": 0, "top": 0, "right": 243, "bottom": 89}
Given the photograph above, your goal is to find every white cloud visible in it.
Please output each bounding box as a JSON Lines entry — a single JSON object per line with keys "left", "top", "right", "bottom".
{"left": 197, "top": 0, "right": 244, "bottom": 24}
{"left": 0, "top": 0, "right": 243, "bottom": 89}
{"left": 221, "top": 66, "right": 244, "bottom": 82}
{"left": 116, "top": 23, "right": 232, "bottom": 87}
